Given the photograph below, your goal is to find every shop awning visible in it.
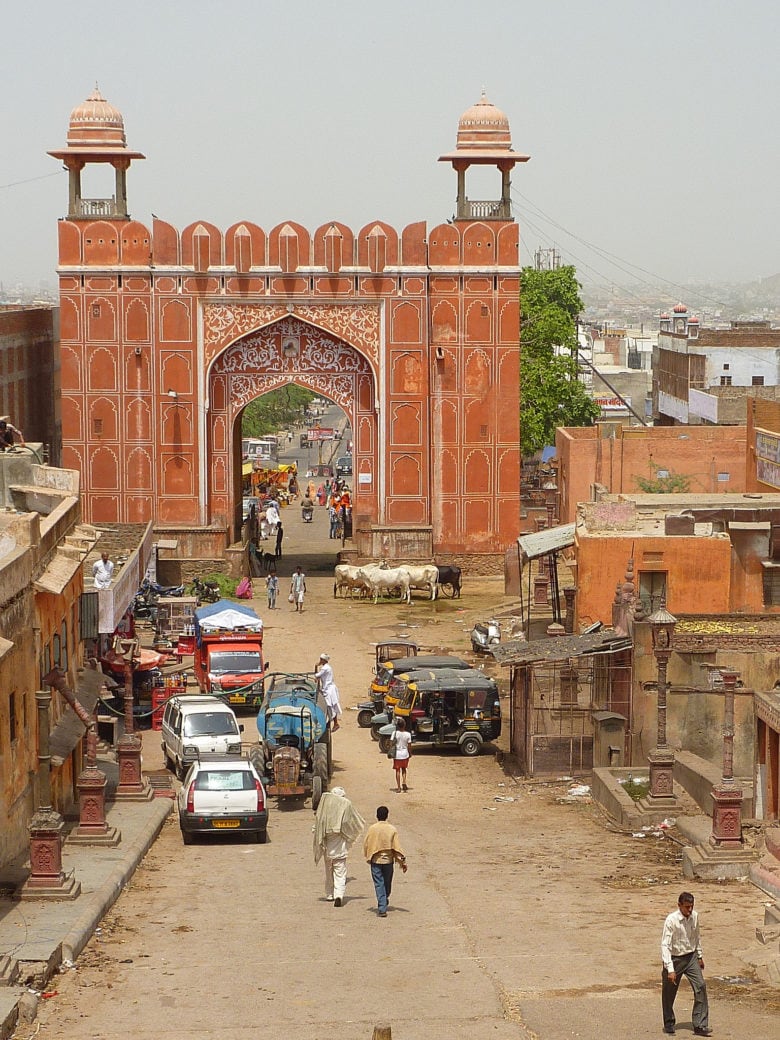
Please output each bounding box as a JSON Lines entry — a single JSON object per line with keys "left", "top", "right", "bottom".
{"left": 242, "top": 461, "right": 253, "bottom": 477}
{"left": 517, "top": 522, "right": 575, "bottom": 563}
{"left": 492, "top": 630, "right": 631, "bottom": 667}
{"left": 49, "top": 668, "right": 111, "bottom": 767}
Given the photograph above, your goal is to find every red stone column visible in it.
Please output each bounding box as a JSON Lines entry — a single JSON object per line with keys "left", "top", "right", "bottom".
{"left": 710, "top": 670, "right": 744, "bottom": 848}
{"left": 114, "top": 640, "right": 153, "bottom": 801}
{"left": 21, "top": 691, "right": 81, "bottom": 900}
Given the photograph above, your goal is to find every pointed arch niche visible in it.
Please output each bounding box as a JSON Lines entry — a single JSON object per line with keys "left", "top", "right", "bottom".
{"left": 207, "top": 313, "right": 379, "bottom": 530}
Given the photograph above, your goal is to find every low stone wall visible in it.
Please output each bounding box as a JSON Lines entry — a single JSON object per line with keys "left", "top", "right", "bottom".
{"left": 675, "top": 750, "right": 754, "bottom": 818}
{"left": 156, "top": 557, "right": 229, "bottom": 586}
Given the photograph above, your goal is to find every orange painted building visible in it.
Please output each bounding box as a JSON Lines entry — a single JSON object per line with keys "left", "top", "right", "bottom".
{"left": 50, "top": 90, "right": 526, "bottom": 565}
{"left": 574, "top": 493, "right": 780, "bottom": 630}
{"left": 556, "top": 423, "right": 747, "bottom": 525}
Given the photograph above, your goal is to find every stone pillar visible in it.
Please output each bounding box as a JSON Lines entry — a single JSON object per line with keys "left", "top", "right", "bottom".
{"left": 710, "top": 670, "right": 744, "bottom": 849}
{"left": 647, "top": 635, "right": 677, "bottom": 805}
{"left": 20, "top": 691, "right": 80, "bottom": 900}
{"left": 546, "top": 622, "right": 565, "bottom": 639}
{"left": 533, "top": 575, "right": 550, "bottom": 606}
{"left": 114, "top": 640, "right": 153, "bottom": 801}
{"left": 563, "top": 587, "right": 576, "bottom": 634}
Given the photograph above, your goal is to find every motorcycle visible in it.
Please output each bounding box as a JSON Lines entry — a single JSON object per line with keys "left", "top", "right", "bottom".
{"left": 192, "top": 576, "right": 220, "bottom": 603}
{"left": 301, "top": 502, "right": 314, "bottom": 523}
{"left": 140, "top": 577, "right": 185, "bottom": 598}
{"left": 132, "top": 591, "right": 158, "bottom": 623}
{"left": 471, "top": 618, "right": 501, "bottom": 654}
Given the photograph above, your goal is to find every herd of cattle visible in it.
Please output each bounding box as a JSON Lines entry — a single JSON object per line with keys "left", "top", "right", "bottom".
{"left": 334, "top": 562, "right": 462, "bottom": 602}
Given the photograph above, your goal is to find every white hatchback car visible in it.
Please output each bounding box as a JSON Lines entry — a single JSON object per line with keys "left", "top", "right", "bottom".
{"left": 178, "top": 755, "right": 269, "bottom": 845}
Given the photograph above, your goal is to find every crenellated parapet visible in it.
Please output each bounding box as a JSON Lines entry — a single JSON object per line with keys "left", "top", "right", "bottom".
{"left": 56, "top": 216, "right": 518, "bottom": 272}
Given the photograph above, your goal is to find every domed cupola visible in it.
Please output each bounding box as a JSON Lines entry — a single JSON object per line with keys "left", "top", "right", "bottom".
{"left": 66, "top": 87, "right": 127, "bottom": 149}
{"left": 439, "top": 90, "right": 529, "bottom": 221}
{"left": 48, "top": 86, "right": 144, "bottom": 220}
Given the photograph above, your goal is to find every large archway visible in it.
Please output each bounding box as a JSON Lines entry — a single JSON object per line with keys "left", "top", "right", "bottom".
{"left": 207, "top": 313, "right": 378, "bottom": 533}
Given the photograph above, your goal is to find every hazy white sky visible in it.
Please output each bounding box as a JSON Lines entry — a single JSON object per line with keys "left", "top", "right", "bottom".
{"left": 2, "top": 1, "right": 778, "bottom": 292}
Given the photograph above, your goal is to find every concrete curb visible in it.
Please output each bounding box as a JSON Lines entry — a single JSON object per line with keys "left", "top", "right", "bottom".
{"left": 61, "top": 798, "right": 172, "bottom": 963}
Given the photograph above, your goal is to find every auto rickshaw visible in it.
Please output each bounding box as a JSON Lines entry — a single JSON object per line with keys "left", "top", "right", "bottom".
{"left": 368, "top": 659, "right": 475, "bottom": 740}
{"left": 354, "top": 641, "right": 418, "bottom": 728}
{"left": 377, "top": 669, "right": 501, "bottom": 757}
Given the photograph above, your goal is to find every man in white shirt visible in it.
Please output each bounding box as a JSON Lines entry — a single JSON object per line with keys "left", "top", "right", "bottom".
{"left": 92, "top": 551, "right": 114, "bottom": 590}
{"left": 660, "top": 891, "right": 711, "bottom": 1036}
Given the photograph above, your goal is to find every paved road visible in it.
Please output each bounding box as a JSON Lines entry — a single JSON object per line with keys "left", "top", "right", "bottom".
{"left": 32, "top": 490, "right": 780, "bottom": 1040}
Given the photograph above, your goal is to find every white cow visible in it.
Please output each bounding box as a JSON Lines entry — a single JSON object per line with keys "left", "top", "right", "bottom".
{"left": 397, "top": 564, "right": 439, "bottom": 600}
{"left": 357, "top": 565, "right": 411, "bottom": 604}
{"left": 333, "top": 564, "right": 371, "bottom": 599}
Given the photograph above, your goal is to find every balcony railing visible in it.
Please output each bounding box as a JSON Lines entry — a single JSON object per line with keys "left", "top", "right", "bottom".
{"left": 74, "top": 197, "right": 122, "bottom": 218}
{"left": 457, "top": 199, "right": 512, "bottom": 220}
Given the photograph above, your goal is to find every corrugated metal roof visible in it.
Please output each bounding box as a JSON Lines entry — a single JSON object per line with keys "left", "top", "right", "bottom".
{"left": 517, "top": 522, "right": 576, "bottom": 562}
{"left": 492, "top": 630, "right": 631, "bottom": 667}
{"left": 34, "top": 552, "right": 83, "bottom": 595}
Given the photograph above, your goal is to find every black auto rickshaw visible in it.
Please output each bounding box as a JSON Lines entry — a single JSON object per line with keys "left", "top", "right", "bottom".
{"left": 378, "top": 669, "right": 501, "bottom": 757}
{"left": 354, "top": 641, "right": 418, "bottom": 728}
{"left": 368, "top": 659, "right": 474, "bottom": 740}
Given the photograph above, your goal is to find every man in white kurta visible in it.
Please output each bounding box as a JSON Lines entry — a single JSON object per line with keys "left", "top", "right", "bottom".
{"left": 315, "top": 653, "right": 342, "bottom": 730}
{"left": 313, "top": 787, "right": 364, "bottom": 906}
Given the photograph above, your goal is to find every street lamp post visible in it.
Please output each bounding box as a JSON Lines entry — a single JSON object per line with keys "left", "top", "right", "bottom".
{"left": 647, "top": 597, "right": 678, "bottom": 803}
{"left": 709, "top": 669, "right": 744, "bottom": 848}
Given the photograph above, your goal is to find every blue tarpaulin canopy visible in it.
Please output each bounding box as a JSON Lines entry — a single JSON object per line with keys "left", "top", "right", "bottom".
{"left": 541, "top": 445, "right": 557, "bottom": 463}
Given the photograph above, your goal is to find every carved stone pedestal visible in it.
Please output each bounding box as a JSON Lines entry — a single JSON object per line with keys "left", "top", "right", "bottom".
{"left": 20, "top": 809, "right": 81, "bottom": 900}
{"left": 643, "top": 746, "right": 679, "bottom": 808}
{"left": 710, "top": 782, "right": 744, "bottom": 849}
{"left": 114, "top": 734, "right": 153, "bottom": 801}
{"left": 68, "top": 766, "right": 121, "bottom": 846}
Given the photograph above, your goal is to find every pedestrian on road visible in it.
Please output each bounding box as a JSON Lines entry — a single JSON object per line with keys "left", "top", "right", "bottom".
{"left": 391, "top": 717, "right": 412, "bottom": 792}
{"left": 363, "top": 805, "right": 407, "bottom": 917}
{"left": 661, "top": 891, "right": 712, "bottom": 1036}
{"left": 275, "top": 522, "right": 284, "bottom": 558}
{"left": 92, "top": 551, "right": 114, "bottom": 589}
{"left": 313, "top": 786, "right": 365, "bottom": 908}
{"left": 265, "top": 498, "right": 280, "bottom": 537}
{"left": 315, "top": 653, "right": 342, "bottom": 731}
{"left": 290, "top": 566, "right": 306, "bottom": 612}
{"left": 266, "top": 571, "right": 279, "bottom": 610}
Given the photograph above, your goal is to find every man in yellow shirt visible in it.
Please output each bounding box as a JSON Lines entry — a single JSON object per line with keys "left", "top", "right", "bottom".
{"left": 362, "top": 805, "right": 407, "bottom": 918}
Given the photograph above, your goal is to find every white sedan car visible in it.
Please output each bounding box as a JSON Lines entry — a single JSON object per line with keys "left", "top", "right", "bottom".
{"left": 178, "top": 756, "right": 268, "bottom": 845}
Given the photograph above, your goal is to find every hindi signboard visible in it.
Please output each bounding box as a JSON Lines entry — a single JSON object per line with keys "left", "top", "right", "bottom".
{"left": 307, "top": 427, "right": 334, "bottom": 442}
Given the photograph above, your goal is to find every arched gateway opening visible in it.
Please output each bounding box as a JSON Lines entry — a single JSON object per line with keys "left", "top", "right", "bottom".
{"left": 205, "top": 308, "right": 378, "bottom": 536}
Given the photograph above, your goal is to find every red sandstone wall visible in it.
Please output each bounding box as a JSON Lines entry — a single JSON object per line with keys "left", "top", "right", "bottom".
{"left": 556, "top": 424, "right": 747, "bottom": 524}
{"left": 0, "top": 306, "right": 57, "bottom": 450}
{"left": 58, "top": 215, "right": 520, "bottom": 556}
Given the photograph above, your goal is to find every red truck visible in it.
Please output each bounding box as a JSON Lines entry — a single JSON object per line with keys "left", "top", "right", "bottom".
{"left": 193, "top": 600, "right": 267, "bottom": 712}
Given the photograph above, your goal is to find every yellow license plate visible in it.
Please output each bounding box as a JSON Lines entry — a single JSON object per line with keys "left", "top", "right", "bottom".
{"left": 229, "top": 695, "right": 246, "bottom": 704}
{"left": 212, "top": 819, "right": 240, "bottom": 829}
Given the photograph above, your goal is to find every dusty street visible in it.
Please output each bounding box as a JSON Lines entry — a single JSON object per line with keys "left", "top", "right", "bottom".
{"left": 27, "top": 502, "right": 780, "bottom": 1040}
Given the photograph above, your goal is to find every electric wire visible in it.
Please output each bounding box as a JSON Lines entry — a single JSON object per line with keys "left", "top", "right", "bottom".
{"left": 0, "top": 171, "right": 63, "bottom": 192}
